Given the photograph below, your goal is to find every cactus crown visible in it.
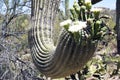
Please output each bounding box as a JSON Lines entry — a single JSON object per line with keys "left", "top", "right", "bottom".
{"left": 60, "top": 0, "right": 110, "bottom": 43}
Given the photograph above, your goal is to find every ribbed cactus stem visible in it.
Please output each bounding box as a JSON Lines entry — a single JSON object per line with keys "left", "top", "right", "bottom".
{"left": 28, "top": 0, "right": 101, "bottom": 79}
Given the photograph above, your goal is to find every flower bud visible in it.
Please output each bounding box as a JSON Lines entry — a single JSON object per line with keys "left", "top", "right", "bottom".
{"left": 85, "top": 0, "right": 92, "bottom": 10}
{"left": 78, "top": 0, "right": 84, "bottom": 4}
{"left": 73, "top": 1, "right": 79, "bottom": 9}
{"left": 73, "top": 1, "right": 80, "bottom": 13}
{"left": 91, "top": 8, "right": 102, "bottom": 19}
{"left": 87, "top": 18, "right": 93, "bottom": 25}
{"left": 96, "top": 20, "right": 101, "bottom": 25}
{"left": 70, "top": 7, "right": 75, "bottom": 16}
{"left": 81, "top": 5, "right": 86, "bottom": 10}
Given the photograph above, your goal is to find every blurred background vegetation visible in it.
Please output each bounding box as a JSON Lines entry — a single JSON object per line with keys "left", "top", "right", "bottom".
{"left": 0, "top": 0, "right": 119, "bottom": 80}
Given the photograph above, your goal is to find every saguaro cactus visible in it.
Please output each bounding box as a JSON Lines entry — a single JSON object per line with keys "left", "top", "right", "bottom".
{"left": 116, "top": 0, "right": 120, "bottom": 54}
{"left": 65, "top": 0, "right": 70, "bottom": 18}
{"left": 28, "top": 0, "right": 105, "bottom": 79}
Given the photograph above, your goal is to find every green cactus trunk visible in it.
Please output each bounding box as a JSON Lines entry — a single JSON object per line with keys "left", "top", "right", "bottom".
{"left": 28, "top": 0, "right": 102, "bottom": 79}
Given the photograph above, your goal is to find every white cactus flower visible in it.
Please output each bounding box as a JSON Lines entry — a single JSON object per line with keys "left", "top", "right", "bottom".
{"left": 60, "top": 19, "right": 72, "bottom": 27}
{"left": 85, "top": 0, "right": 91, "bottom": 3}
{"left": 85, "top": 0, "right": 92, "bottom": 10}
{"left": 68, "top": 21, "right": 87, "bottom": 32}
{"left": 91, "top": 8, "right": 102, "bottom": 12}
{"left": 91, "top": 8, "right": 102, "bottom": 18}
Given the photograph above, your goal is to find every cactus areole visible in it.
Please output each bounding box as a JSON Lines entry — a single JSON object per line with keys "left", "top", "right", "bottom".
{"left": 28, "top": 0, "right": 107, "bottom": 78}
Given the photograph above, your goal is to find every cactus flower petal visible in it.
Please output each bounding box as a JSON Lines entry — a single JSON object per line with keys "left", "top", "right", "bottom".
{"left": 68, "top": 21, "right": 87, "bottom": 32}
